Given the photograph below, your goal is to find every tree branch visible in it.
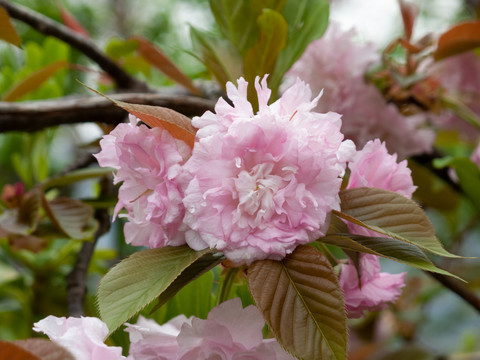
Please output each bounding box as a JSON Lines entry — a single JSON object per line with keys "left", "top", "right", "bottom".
{"left": 0, "top": 0, "right": 149, "bottom": 91}
{"left": 0, "top": 92, "right": 215, "bottom": 132}
{"left": 66, "top": 179, "right": 113, "bottom": 317}
{"left": 427, "top": 271, "right": 480, "bottom": 314}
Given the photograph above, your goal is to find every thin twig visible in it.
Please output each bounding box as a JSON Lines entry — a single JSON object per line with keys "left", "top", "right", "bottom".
{"left": 0, "top": 0, "right": 149, "bottom": 91}
{"left": 66, "top": 179, "right": 113, "bottom": 317}
{"left": 426, "top": 271, "right": 480, "bottom": 314}
{"left": 0, "top": 92, "right": 215, "bottom": 132}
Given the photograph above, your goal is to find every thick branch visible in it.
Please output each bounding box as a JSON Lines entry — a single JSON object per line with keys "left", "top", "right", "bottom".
{"left": 0, "top": 0, "right": 149, "bottom": 91}
{"left": 0, "top": 93, "right": 215, "bottom": 132}
{"left": 427, "top": 271, "right": 480, "bottom": 314}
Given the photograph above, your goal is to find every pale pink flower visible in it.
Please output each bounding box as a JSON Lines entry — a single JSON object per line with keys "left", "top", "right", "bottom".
{"left": 288, "top": 23, "right": 434, "bottom": 158}
{"left": 340, "top": 139, "right": 410, "bottom": 317}
{"left": 95, "top": 115, "right": 190, "bottom": 248}
{"left": 33, "top": 316, "right": 126, "bottom": 360}
{"left": 125, "top": 315, "right": 190, "bottom": 360}
{"left": 471, "top": 142, "right": 480, "bottom": 168}
{"left": 429, "top": 52, "right": 480, "bottom": 140}
{"left": 176, "top": 298, "right": 294, "bottom": 360}
{"left": 183, "top": 76, "right": 354, "bottom": 264}
{"left": 339, "top": 253, "right": 406, "bottom": 318}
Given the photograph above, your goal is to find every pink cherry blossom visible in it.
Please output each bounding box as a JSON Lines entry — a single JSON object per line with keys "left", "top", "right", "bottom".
{"left": 339, "top": 253, "right": 406, "bottom": 318}
{"left": 95, "top": 115, "right": 190, "bottom": 248}
{"left": 176, "top": 298, "right": 294, "bottom": 360}
{"left": 288, "top": 23, "right": 434, "bottom": 159}
{"left": 339, "top": 139, "right": 410, "bottom": 317}
{"left": 125, "top": 315, "right": 190, "bottom": 360}
{"left": 183, "top": 76, "right": 354, "bottom": 264}
{"left": 429, "top": 52, "right": 480, "bottom": 140}
{"left": 33, "top": 316, "right": 126, "bottom": 360}
{"left": 125, "top": 298, "right": 294, "bottom": 359}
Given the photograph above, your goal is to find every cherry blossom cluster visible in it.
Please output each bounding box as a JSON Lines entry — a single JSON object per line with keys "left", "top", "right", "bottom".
{"left": 34, "top": 298, "right": 294, "bottom": 360}
{"left": 96, "top": 76, "right": 414, "bottom": 317}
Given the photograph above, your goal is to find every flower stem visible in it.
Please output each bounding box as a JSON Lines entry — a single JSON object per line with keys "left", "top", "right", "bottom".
{"left": 217, "top": 267, "right": 240, "bottom": 305}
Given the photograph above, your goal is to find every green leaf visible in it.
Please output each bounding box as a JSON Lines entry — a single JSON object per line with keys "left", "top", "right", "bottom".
{"left": 150, "top": 251, "right": 224, "bottom": 314}
{"left": 433, "top": 156, "right": 480, "bottom": 213}
{"left": 190, "top": 27, "right": 243, "bottom": 88}
{"left": 319, "top": 233, "right": 462, "bottom": 280}
{"left": 244, "top": 8, "right": 287, "bottom": 97}
{"left": 337, "top": 187, "right": 460, "bottom": 258}
{"left": 105, "top": 37, "right": 138, "bottom": 61}
{"left": 209, "top": 0, "right": 259, "bottom": 57}
{"left": 3, "top": 61, "right": 69, "bottom": 101}
{"left": 0, "top": 6, "right": 21, "bottom": 47}
{"left": 270, "top": 0, "right": 329, "bottom": 91}
{"left": 42, "top": 197, "right": 96, "bottom": 239}
{"left": 248, "top": 245, "right": 347, "bottom": 360}
{"left": 97, "top": 246, "right": 212, "bottom": 334}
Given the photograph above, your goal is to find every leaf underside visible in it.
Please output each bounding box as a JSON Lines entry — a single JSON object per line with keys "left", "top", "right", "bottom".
{"left": 248, "top": 245, "right": 347, "bottom": 360}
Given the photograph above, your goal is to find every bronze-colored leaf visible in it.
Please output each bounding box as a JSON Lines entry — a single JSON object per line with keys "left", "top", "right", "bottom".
{"left": 248, "top": 245, "right": 347, "bottom": 360}
{"left": 0, "top": 341, "right": 41, "bottom": 360}
{"left": 0, "top": 6, "right": 21, "bottom": 47}
{"left": 3, "top": 61, "right": 69, "bottom": 101}
{"left": 337, "top": 187, "right": 460, "bottom": 258}
{"left": 434, "top": 21, "right": 480, "bottom": 61}
{"left": 399, "top": 0, "right": 418, "bottom": 40}
{"left": 132, "top": 36, "right": 201, "bottom": 95}
{"left": 58, "top": 4, "right": 89, "bottom": 37}
{"left": 9, "top": 234, "right": 47, "bottom": 252}
{"left": 81, "top": 84, "right": 197, "bottom": 148}
{"left": 13, "top": 339, "right": 75, "bottom": 360}
{"left": 43, "top": 196, "right": 96, "bottom": 239}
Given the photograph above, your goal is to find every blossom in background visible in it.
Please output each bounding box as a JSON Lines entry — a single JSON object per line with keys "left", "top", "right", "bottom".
{"left": 33, "top": 316, "right": 126, "bottom": 360}
{"left": 429, "top": 52, "right": 480, "bottom": 140}
{"left": 183, "top": 76, "right": 355, "bottom": 264}
{"left": 35, "top": 299, "right": 293, "bottom": 359}
{"left": 95, "top": 115, "right": 190, "bottom": 248}
{"left": 339, "top": 139, "right": 410, "bottom": 317}
{"left": 288, "top": 23, "right": 435, "bottom": 159}
{"left": 126, "top": 298, "right": 294, "bottom": 360}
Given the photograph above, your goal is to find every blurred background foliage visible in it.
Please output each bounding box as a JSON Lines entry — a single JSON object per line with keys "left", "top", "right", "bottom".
{"left": 0, "top": 0, "right": 479, "bottom": 359}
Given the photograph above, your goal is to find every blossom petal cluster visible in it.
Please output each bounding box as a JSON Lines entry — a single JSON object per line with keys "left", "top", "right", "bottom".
{"left": 33, "top": 316, "right": 127, "bottom": 360}
{"left": 34, "top": 298, "right": 293, "bottom": 360}
{"left": 429, "top": 52, "right": 480, "bottom": 140}
{"left": 339, "top": 253, "right": 406, "bottom": 318}
{"left": 126, "top": 298, "right": 294, "bottom": 360}
{"left": 97, "top": 77, "right": 354, "bottom": 265}
{"left": 182, "top": 77, "right": 354, "bottom": 264}
{"left": 95, "top": 115, "right": 190, "bottom": 248}
{"left": 288, "top": 23, "right": 435, "bottom": 159}
{"left": 339, "top": 139, "right": 410, "bottom": 317}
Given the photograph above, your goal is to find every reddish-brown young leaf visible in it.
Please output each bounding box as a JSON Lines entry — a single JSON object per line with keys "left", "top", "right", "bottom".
{"left": 13, "top": 339, "right": 75, "bottom": 360}
{"left": 434, "top": 21, "right": 480, "bottom": 61}
{"left": 58, "top": 3, "right": 90, "bottom": 37}
{"left": 81, "top": 83, "right": 197, "bottom": 148}
{"left": 9, "top": 234, "right": 47, "bottom": 252}
{"left": 132, "top": 36, "right": 201, "bottom": 95}
{"left": 0, "top": 6, "right": 22, "bottom": 47}
{"left": 3, "top": 61, "right": 69, "bottom": 101}
{"left": 399, "top": 0, "right": 418, "bottom": 40}
{"left": 0, "top": 341, "right": 42, "bottom": 360}
{"left": 248, "top": 245, "right": 347, "bottom": 360}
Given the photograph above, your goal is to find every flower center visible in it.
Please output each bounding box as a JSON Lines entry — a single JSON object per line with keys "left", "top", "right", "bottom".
{"left": 234, "top": 163, "right": 283, "bottom": 226}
